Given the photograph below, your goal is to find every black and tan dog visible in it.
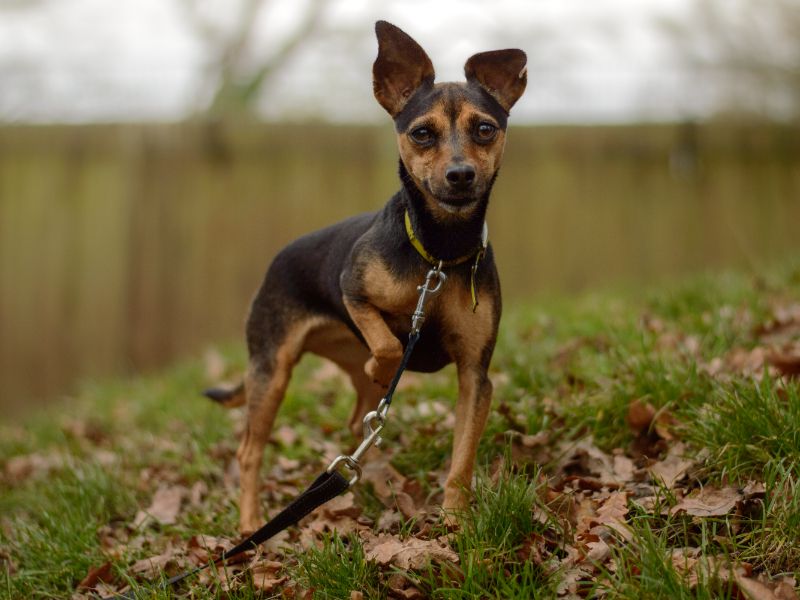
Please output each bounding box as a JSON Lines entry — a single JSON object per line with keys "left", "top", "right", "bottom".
{"left": 207, "top": 21, "right": 526, "bottom": 534}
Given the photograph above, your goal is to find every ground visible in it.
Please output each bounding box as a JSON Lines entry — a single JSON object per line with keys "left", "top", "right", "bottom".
{"left": 2, "top": 264, "right": 800, "bottom": 599}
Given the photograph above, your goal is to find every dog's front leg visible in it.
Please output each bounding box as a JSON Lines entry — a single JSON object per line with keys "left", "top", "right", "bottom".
{"left": 443, "top": 364, "right": 493, "bottom": 515}
{"left": 343, "top": 297, "right": 404, "bottom": 387}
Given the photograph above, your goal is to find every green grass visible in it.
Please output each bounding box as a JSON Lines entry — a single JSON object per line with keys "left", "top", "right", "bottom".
{"left": 417, "top": 463, "right": 558, "bottom": 599}
{"left": 294, "top": 533, "right": 383, "bottom": 599}
{"left": 677, "top": 378, "right": 800, "bottom": 480}
{"left": 2, "top": 263, "right": 800, "bottom": 598}
{"left": 1, "top": 464, "right": 134, "bottom": 598}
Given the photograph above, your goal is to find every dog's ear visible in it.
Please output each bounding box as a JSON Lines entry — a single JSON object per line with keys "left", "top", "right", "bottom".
{"left": 373, "top": 21, "right": 435, "bottom": 116}
{"left": 464, "top": 49, "right": 527, "bottom": 112}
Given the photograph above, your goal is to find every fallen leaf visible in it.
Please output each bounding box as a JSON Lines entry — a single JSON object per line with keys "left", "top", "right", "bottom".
{"left": 612, "top": 454, "right": 635, "bottom": 482}
{"left": 360, "top": 455, "right": 407, "bottom": 502}
{"left": 362, "top": 533, "right": 458, "bottom": 570}
{"left": 768, "top": 345, "right": 800, "bottom": 378}
{"left": 250, "top": 559, "right": 287, "bottom": 593}
{"left": 187, "top": 534, "right": 236, "bottom": 565}
{"left": 189, "top": 480, "right": 208, "bottom": 506}
{"left": 323, "top": 492, "right": 362, "bottom": 519}
{"left": 649, "top": 443, "right": 694, "bottom": 488}
{"left": 130, "top": 547, "right": 180, "bottom": 578}
{"left": 4, "top": 452, "right": 64, "bottom": 483}
{"left": 627, "top": 399, "right": 656, "bottom": 434}
{"left": 376, "top": 510, "right": 402, "bottom": 532}
{"left": 670, "top": 487, "right": 743, "bottom": 517}
{"left": 393, "top": 491, "right": 417, "bottom": 519}
{"left": 76, "top": 562, "right": 114, "bottom": 591}
{"left": 133, "top": 484, "right": 186, "bottom": 527}
{"left": 594, "top": 491, "right": 630, "bottom": 540}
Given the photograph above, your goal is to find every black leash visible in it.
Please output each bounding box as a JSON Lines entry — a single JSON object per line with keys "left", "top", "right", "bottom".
{"left": 102, "top": 266, "right": 446, "bottom": 599}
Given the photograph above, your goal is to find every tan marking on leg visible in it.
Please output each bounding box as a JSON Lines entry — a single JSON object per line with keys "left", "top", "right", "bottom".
{"left": 438, "top": 287, "right": 498, "bottom": 518}
{"left": 343, "top": 298, "right": 403, "bottom": 388}
{"left": 237, "top": 317, "right": 323, "bottom": 533}
{"left": 443, "top": 372, "right": 493, "bottom": 513}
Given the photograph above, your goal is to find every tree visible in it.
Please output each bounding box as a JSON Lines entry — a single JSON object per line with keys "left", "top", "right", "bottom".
{"left": 659, "top": 0, "right": 800, "bottom": 121}
{"left": 180, "top": 0, "right": 329, "bottom": 119}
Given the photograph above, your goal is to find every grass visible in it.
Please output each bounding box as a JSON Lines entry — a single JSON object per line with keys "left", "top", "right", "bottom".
{"left": 2, "top": 262, "right": 800, "bottom": 598}
{"left": 294, "top": 534, "right": 383, "bottom": 599}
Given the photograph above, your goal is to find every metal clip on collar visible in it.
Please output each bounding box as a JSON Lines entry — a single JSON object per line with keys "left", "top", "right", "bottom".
{"left": 412, "top": 262, "right": 447, "bottom": 334}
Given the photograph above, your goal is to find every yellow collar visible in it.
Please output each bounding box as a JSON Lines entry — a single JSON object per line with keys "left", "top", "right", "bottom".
{"left": 404, "top": 210, "right": 488, "bottom": 267}
{"left": 404, "top": 209, "right": 488, "bottom": 311}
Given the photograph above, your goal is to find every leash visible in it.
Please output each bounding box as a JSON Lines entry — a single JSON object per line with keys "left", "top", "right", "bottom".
{"left": 102, "top": 264, "right": 447, "bottom": 599}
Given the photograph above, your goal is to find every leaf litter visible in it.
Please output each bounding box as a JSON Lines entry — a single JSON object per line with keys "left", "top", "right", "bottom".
{"left": 6, "top": 295, "right": 800, "bottom": 598}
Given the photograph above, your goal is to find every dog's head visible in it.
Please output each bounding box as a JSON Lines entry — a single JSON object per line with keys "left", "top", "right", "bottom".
{"left": 373, "top": 20, "right": 526, "bottom": 219}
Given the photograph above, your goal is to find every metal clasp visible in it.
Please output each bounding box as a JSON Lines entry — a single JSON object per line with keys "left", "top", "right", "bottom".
{"left": 326, "top": 402, "right": 387, "bottom": 487}
{"left": 411, "top": 263, "right": 447, "bottom": 334}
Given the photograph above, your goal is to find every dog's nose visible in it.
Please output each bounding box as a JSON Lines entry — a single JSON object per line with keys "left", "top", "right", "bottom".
{"left": 445, "top": 164, "right": 476, "bottom": 190}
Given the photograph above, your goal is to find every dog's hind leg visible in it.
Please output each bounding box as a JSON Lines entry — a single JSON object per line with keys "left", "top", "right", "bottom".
{"left": 236, "top": 318, "right": 315, "bottom": 534}
{"left": 304, "top": 321, "right": 383, "bottom": 438}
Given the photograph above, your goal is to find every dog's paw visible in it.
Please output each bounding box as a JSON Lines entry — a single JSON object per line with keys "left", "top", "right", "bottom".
{"left": 365, "top": 356, "right": 396, "bottom": 388}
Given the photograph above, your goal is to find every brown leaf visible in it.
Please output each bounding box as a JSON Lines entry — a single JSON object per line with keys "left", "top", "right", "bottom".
{"left": 627, "top": 399, "right": 656, "bottom": 434}
{"left": 76, "top": 562, "right": 114, "bottom": 591}
{"left": 362, "top": 533, "right": 458, "bottom": 570}
{"left": 250, "top": 559, "right": 287, "bottom": 593}
{"left": 735, "top": 574, "right": 784, "bottom": 600}
{"left": 376, "top": 510, "right": 403, "bottom": 532}
{"left": 130, "top": 547, "right": 180, "bottom": 578}
{"left": 189, "top": 480, "right": 208, "bottom": 507}
{"left": 360, "top": 456, "right": 407, "bottom": 502}
{"left": 670, "top": 487, "right": 743, "bottom": 517}
{"left": 612, "top": 455, "right": 635, "bottom": 482}
{"left": 742, "top": 481, "right": 766, "bottom": 499}
{"left": 393, "top": 491, "right": 417, "bottom": 519}
{"left": 323, "top": 492, "right": 362, "bottom": 519}
{"left": 649, "top": 443, "right": 694, "bottom": 488}
{"left": 4, "top": 452, "right": 64, "bottom": 483}
{"left": 133, "top": 484, "right": 186, "bottom": 527}
{"left": 350, "top": 592, "right": 364, "bottom": 600}
{"left": 594, "top": 491, "right": 630, "bottom": 540}
{"left": 768, "top": 345, "right": 800, "bottom": 378}
{"left": 62, "top": 419, "right": 107, "bottom": 445}
{"left": 187, "top": 535, "right": 236, "bottom": 565}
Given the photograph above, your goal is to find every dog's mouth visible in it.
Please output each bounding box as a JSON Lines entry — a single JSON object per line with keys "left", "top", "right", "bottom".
{"left": 435, "top": 198, "right": 480, "bottom": 215}
{"left": 423, "top": 181, "right": 482, "bottom": 215}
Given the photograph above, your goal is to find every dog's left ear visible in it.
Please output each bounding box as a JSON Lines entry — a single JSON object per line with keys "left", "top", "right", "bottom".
{"left": 464, "top": 49, "right": 527, "bottom": 112}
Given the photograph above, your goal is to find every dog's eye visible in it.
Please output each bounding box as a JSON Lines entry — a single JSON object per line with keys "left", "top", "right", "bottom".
{"left": 409, "top": 127, "right": 435, "bottom": 145}
{"left": 475, "top": 122, "right": 497, "bottom": 142}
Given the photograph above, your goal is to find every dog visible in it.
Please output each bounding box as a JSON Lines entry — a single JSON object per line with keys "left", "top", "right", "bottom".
{"left": 206, "top": 21, "right": 527, "bottom": 534}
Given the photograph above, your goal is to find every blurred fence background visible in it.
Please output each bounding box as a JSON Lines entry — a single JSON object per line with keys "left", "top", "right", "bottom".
{"left": 2, "top": 121, "right": 798, "bottom": 405}
{"left": 1, "top": 0, "right": 800, "bottom": 409}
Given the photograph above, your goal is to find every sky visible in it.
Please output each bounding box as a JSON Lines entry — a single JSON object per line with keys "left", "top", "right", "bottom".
{"left": 0, "top": 0, "right": 705, "bottom": 124}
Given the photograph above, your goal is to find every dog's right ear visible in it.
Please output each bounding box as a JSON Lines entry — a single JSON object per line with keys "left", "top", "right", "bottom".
{"left": 373, "top": 21, "right": 435, "bottom": 117}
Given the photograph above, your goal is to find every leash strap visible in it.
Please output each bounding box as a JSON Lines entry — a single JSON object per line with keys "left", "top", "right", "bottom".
{"left": 382, "top": 330, "right": 419, "bottom": 408}
{"left": 104, "top": 265, "right": 447, "bottom": 599}
{"left": 102, "top": 471, "right": 349, "bottom": 599}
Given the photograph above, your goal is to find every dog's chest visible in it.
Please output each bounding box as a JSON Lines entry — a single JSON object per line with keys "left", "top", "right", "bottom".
{"left": 356, "top": 258, "right": 496, "bottom": 369}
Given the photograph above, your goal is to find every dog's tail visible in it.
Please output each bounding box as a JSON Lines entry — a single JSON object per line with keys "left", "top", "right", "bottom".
{"left": 203, "top": 381, "right": 245, "bottom": 408}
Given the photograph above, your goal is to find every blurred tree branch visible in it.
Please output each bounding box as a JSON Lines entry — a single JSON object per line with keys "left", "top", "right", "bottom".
{"left": 659, "top": 0, "right": 800, "bottom": 120}
{"left": 180, "top": 0, "right": 328, "bottom": 119}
